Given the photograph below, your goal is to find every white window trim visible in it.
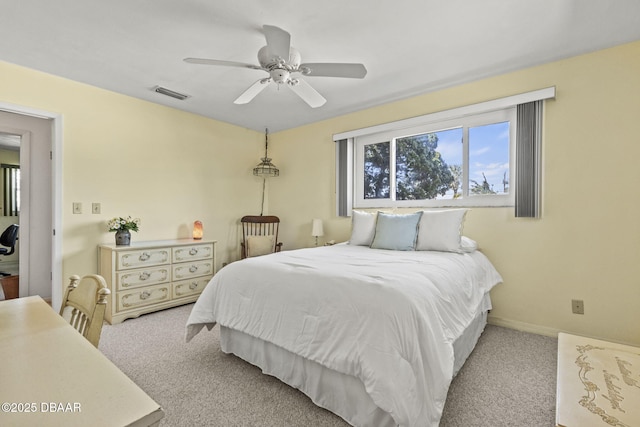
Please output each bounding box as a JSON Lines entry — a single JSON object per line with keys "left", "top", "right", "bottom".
{"left": 333, "top": 87, "right": 555, "bottom": 141}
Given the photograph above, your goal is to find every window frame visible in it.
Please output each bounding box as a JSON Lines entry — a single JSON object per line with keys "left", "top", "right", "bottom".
{"left": 334, "top": 87, "right": 555, "bottom": 216}
{"left": 354, "top": 107, "right": 516, "bottom": 208}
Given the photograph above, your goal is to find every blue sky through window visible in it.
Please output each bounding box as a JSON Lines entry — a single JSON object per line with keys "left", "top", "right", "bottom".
{"left": 435, "top": 121, "right": 509, "bottom": 196}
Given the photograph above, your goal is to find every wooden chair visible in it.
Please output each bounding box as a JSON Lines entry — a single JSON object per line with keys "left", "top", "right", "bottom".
{"left": 59, "top": 274, "right": 111, "bottom": 348}
{"left": 241, "top": 215, "right": 283, "bottom": 258}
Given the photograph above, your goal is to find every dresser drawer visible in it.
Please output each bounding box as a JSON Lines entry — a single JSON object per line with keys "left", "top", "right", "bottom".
{"left": 172, "top": 275, "right": 212, "bottom": 299}
{"left": 173, "top": 243, "right": 214, "bottom": 263}
{"left": 116, "top": 266, "right": 170, "bottom": 291}
{"left": 117, "top": 248, "right": 171, "bottom": 270}
{"left": 117, "top": 284, "right": 171, "bottom": 312}
{"left": 172, "top": 260, "right": 214, "bottom": 281}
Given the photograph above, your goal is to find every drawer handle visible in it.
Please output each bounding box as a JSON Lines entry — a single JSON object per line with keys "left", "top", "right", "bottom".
{"left": 189, "top": 282, "right": 198, "bottom": 290}
{"left": 140, "top": 290, "right": 151, "bottom": 300}
{"left": 139, "top": 252, "right": 151, "bottom": 261}
{"left": 189, "top": 265, "right": 198, "bottom": 273}
{"left": 189, "top": 248, "right": 198, "bottom": 255}
{"left": 139, "top": 272, "right": 150, "bottom": 281}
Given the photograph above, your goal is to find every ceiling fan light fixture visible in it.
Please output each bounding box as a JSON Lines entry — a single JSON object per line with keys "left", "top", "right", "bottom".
{"left": 184, "top": 25, "right": 366, "bottom": 108}
{"left": 269, "top": 69, "right": 290, "bottom": 84}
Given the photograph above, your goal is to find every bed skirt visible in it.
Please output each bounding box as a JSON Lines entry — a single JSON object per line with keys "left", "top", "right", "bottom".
{"left": 219, "top": 295, "right": 490, "bottom": 427}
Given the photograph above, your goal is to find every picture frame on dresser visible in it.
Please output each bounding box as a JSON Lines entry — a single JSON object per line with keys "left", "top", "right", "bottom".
{"left": 98, "top": 239, "right": 216, "bottom": 324}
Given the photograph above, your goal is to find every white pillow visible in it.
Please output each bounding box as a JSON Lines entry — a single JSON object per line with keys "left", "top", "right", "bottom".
{"left": 348, "top": 211, "right": 377, "bottom": 246}
{"left": 460, "top": 236, "right": 478, "bottom": 253}
{"left": 415, "top": 209, "right": 468, "bottom": 252}
{"left": 246, "top": 235, "right": 275, "bottom": 257}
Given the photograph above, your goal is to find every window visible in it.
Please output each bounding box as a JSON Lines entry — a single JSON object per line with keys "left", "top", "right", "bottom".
{"left": 355, "top": 108, "right": 515, "bottom": 208}
{"left": 2, "top": 164, "right": 20, "bottom": 216}
{"left": 334, "top": 88, "right": 554, "bottom": 216}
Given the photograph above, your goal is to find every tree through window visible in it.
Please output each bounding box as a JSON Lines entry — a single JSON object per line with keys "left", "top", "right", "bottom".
{"left": 355, "top": 108, "right": 515, "bottom": 208}
{"left": 396, "top": 131, "right": 457, "bottom": 200}
{"left": 364, "top": 141, "right": 390, "bottom": 199}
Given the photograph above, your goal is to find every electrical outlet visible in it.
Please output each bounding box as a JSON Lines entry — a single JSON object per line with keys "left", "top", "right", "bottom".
{"left": 72, "top": 202, "right": 82, "bottom": 214}
{"left": 571, "top": 299, "right": 584, "bottom": 315}
{"left": 92, "top": 203, "right": 101, "bottom": 214}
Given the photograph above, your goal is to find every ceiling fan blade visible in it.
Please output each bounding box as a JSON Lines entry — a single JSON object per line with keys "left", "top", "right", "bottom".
{"left": 234, "top": 79, "right": 270, "bottom": 104}
{"left": 300, "top": 63, "right": 367, "bottom": 79}
{"left": 263, "top": 25, "right": 291, "bottom": 61}
{"left": 288, "top": 79, "right": 326, "bottom": 108}
{"left": 184, "top": 58, "right": 263, "bottom": 71}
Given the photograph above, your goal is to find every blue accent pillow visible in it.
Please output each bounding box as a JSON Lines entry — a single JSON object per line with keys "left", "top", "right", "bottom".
{"left": 370, "top": 212, "right": 422, "bottom": 251}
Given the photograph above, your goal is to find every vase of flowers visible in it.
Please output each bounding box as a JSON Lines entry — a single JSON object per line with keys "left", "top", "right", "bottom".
{"left": 108, "top": 216, "right": 140, "bottom": 246}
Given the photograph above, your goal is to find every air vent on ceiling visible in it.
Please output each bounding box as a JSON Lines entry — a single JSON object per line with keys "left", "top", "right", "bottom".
{"left": 152, "top": 86, "right": 190, "bottom": 100}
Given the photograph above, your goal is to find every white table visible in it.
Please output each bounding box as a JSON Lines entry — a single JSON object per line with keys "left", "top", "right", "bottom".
{"left": 556, "top": 332, "right": 640, "bottom": 427}
{"left": 0, "top": 296, "right": 164, "bottom": 426}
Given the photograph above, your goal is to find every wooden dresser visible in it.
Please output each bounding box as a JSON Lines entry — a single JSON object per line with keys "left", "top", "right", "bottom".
{"left": 98, "top": 239, "right": 216, "bottom": 324}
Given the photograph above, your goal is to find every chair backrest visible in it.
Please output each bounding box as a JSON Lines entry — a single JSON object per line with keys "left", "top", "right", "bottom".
{"left": 0, "top": 224, "right": 19, "bottom": 255}
{"left": 240, "top": 215, "right": 282, "bottom": 258}
{"left": 59, "top": 274, "right": 111, "bottom": 347}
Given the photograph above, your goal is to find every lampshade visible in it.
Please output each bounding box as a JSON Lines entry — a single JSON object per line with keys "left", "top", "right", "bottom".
{"left": 253, "top": 157, "right": 279, "bottom": 177}
{"left": 311, "top": 219, "right": 324, "bottom": 237}
{"left": 253, "top": 128, "right": 279, "bottom": 177}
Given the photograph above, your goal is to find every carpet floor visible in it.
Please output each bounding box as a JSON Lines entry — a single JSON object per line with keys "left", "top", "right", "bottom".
{"left": 99, "top": 304, "right": 557, "bottom": 426}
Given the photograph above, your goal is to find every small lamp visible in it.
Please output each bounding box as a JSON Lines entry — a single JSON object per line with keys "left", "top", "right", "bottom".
{"left": 193, "top": 221, "right": 203, "bottom": 240}
{"left": 311, "top": 219, "right": 324, "bottom": 246}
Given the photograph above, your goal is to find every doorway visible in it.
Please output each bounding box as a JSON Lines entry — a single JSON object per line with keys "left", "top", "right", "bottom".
{"left": 0, "top": 104, "right": 62, "bottom": 308}
{"left": 0, "top": 133, "right": 20, "bottom": 300}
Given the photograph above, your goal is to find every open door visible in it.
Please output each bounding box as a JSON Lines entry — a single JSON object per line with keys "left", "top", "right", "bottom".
{"left": 0, "top": 109, "right": 54, "bottom": 303}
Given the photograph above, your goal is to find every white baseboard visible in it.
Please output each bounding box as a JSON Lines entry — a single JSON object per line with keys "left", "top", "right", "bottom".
{"left": 487, "top": 315, "right": 561, "bottom": 338}
{"left": 488, "top": 315, "right": 640, "bottom": 347}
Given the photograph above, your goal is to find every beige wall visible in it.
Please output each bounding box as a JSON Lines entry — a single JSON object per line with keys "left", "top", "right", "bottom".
{"left": 271, "top": 40, "right": 640, "bottom": 346}
{"left": 0, "top": 60, "right": 265, "bottom": 292}
{"left": 1, "top": 39, "right": 638, "bottom": 346}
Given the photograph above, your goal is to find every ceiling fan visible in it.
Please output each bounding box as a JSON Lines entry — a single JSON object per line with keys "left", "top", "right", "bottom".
{"left": 184, "top": 25, "right": 367, "bottom": 108}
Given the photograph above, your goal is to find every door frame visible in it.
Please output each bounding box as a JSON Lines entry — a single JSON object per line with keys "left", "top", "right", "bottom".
{"left": 0, "top": 101, "right": 62, "bottom": 310}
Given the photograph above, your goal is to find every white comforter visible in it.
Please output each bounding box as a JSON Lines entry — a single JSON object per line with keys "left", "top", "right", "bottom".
{"left": 186, "top": 244, "right": 502, "bottom": 426}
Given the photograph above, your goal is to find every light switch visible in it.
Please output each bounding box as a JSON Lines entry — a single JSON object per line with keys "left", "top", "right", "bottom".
{"left": 73, "top": 202, "right": 82, "bottom": 214}
{"left": 92, "top": 203, "right": 101, "bottom": 214}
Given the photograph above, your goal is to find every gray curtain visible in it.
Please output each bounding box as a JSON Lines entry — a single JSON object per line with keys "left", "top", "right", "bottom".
{"left": 515, "top": 101, "right": 542, "bottom": 218}
{"left": 335, "top": 139, "right": 350, "bottom": 217}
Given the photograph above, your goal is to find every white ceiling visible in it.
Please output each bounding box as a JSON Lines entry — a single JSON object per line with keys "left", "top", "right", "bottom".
{"left": 1, "top": 0, "right": 640, "bottom": 133}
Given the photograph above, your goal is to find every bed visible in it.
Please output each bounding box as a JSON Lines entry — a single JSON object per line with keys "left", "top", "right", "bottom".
{"left": 186, "top": 210, "right": 503, "bottom": 426}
